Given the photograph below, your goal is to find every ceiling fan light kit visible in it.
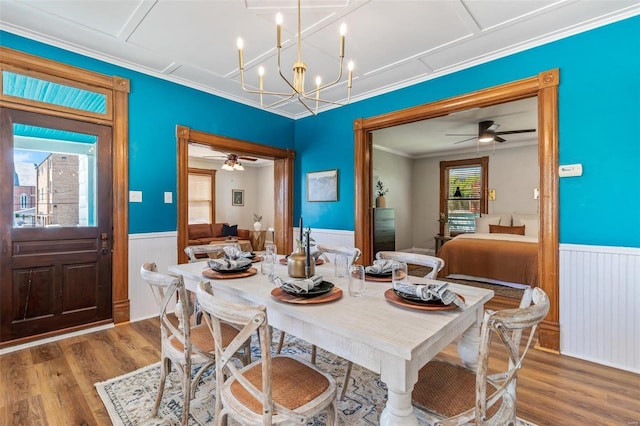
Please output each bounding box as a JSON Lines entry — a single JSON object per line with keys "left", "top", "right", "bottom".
{"left": 236, "top": 0, "right": 354, "bottom": 115}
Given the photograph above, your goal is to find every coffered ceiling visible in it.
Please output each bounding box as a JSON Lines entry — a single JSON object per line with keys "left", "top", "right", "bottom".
{"left": 1, "top": 0, "right": 638, "bottom": 121}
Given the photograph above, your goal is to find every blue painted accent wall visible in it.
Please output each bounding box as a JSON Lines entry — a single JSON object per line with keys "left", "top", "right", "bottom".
{"left": 294, "top": 15, "right": 640, "bottom": 248}
{"left": 1, "top": 31, "right": 294, "bottom": 234}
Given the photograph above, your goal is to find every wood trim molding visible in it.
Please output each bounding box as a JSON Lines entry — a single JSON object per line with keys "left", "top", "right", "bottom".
{"left": 354, "top": 69, "right": 560, "bottom": 351}
{"left": 176, "top": 126, "right": 295, "bottom": 264}
{"left": 0, "top": 48, "right": 130, "bottom": 326}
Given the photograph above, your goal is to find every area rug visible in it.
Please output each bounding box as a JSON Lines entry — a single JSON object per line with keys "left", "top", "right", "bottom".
{"left": 96, "top": 333, "right": 536, "bottom": 425}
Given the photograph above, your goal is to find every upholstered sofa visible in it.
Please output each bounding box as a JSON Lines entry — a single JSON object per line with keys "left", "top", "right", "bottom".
{"left": 188, "top": 223, "right": 251, "bottom": 245}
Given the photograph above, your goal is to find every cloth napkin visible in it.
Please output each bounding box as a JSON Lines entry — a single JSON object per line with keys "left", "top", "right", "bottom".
{"left": 394, "top": 281, "right": 466, "bottom": 308}
{"left": 365, "top": 259, "right": 395, "bottom": 274}
{"left": 223, "top": 245, "right": 253, "bottom": 259}
{"left": 273, "top": 275, "right": 324, "bottom": 294}
{"left": 208, "top": 257, "right": 251, "bottom": 271}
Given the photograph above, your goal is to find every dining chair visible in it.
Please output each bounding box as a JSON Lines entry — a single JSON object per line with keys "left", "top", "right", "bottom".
{"left": 184, "top": 244, "right": 231, "bottom": 262}
{"left": 275, "top": 244, "right": 361, "bottom": 401}
{"left": 196, "top": 281, "right": 337, "bottom": 426}
{"left": 140, "top": 263, "right": 250, "bottom": 425}
{"left": 411, "top": 287, "right": 550, "bottom": 425}
{"left": 375, "top": 251, "right": 445, "bottom": 279}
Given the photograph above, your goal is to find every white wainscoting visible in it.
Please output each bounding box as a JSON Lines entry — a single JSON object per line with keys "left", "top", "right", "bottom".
{"left": 129, "top": 231, "right": 178, "bottom": 322}
{"left": 293, "top": 227, "right": 355, "bottom": 261}
{"left": 560, "top": 243, "right": 640, "bottom": 373}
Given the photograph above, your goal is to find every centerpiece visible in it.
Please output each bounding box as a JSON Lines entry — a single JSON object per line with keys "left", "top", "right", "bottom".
{"left": 288, "top": 217, "right": 315, "bottom": 278}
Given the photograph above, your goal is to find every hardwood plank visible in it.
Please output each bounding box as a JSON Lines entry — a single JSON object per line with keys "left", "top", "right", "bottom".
{"left": 0, "top": 317, "right": 638, "bottom": 425}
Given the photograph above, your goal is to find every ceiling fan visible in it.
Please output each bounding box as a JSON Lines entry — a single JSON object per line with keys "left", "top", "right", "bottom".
{"left": 447, "top": 120, "right": 536, "bottom": 144}
{"left": 203, "top": 153, "right": 258, "bottom": 170}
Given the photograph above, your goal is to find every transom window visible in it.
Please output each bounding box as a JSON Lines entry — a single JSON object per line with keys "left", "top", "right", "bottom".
{"left": 439, "top": 157, "right": 488, "bottom": 234}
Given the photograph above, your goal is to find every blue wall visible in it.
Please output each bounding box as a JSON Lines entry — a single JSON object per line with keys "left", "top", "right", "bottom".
{"left": 294, "top": 15, "right": 640, "bottom": 248}
{"left": 3, "top": 15, "right": 639, "bottom": 248}
{"left": 0, "top": 31, "right": 294, "bottom": 234}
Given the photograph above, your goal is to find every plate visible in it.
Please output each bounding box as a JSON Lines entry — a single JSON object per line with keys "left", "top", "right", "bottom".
{"left": 281, "top": 280, "right": 334, "bottom": 298}
{"left": 271, "top": 287, "right": 343, "bottom": 304}
{"left": 203, "top": 267, "right": 258, "bottom": 280}
{"left": 384, "top": 288, "right": 464, "bottom": 311}
{"left": 364, "top": 270, "right": 392, "bottom": 277}
{"left": 209, "top": 263, "right": 252, "bottom": 273}
{"left": 365, "top": 273, "right": 392, "bottom": 282}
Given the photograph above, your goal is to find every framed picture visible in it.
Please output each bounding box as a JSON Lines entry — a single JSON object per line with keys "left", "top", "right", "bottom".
{"left": 307, "top": 169, "right": 338, "bottom": 202}
{"left": 232, "top": 189, "right": 244, "bottom": 206}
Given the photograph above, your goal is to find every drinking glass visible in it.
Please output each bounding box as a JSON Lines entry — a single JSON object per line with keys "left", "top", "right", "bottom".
{"left": 392, "top": 261, "right": 408, "bottom": 289}
{"left": 265, "top": 243, "right": 277, "bottom": 256}
{"left": 348, "top": 264, "right": 366, "bottom": 297}
{"left": 261, "top": 252, "right": 275, "bottom": 275}
{"left": 334, "top": 254, "right": 349, "bottom": 278}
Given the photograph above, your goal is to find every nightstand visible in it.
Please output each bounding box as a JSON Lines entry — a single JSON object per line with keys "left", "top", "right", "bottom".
{"left": 434, "top": 235, "right": 453, "bottom": 254}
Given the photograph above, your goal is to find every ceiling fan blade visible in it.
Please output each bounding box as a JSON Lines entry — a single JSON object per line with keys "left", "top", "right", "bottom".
{"left": 496, "top": 128, "right": 536, "bottom": 135}
{"left": 446, "top": 133, "right": 475, "bottom": 136}
{"left": 238, "top": 156, "right": 258, "bottom": 161}
{"left": 453, "top": 136, "right": 477, "bottom": 144}
{"left": 495, "top": 136, "right": 506, "bottom": 143}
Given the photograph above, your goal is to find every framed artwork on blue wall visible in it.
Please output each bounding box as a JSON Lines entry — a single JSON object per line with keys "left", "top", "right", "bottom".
{"left": 307, "top": 169, "right": 338, "bottom": 202}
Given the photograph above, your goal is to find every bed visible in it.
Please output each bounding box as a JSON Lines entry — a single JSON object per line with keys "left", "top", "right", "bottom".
{"left": 437, "top": 233, "right": 538, "bottom": 289}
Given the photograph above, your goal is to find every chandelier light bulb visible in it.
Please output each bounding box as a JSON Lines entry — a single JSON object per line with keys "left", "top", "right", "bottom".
{"left": 348, "top": 61, "right": 354, "bottom": 71}
{"left": 237, "top": 38, "right": 243, "bottom": 50}
{"left": 340, "top": 23, "right": 347, "bottom": 36}
{"left": 315, "top": 76, "right": 321, "bottom": 86}
{"left": 276, "top": 12, "right": 283, "bottom": 26}
{"left": 258, "top": 66, "right": 265, "bottom": 76}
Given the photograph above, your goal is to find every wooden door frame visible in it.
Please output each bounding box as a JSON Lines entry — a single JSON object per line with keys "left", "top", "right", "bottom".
{"left": 354, "top": 69, "right": 560, "bottom": 351}
{"left": 0, "top": 47, "right": 130, "bottom": 342}
{"left": 176, "top": 126, "right": 295, "bottom": 264}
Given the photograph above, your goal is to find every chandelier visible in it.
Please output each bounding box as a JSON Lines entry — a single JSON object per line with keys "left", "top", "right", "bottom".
{"left": 236, "top": 0, "right": 354, "bottom": 115}
{"left": 221, "top": 154, "right": 244, "bottom": 171}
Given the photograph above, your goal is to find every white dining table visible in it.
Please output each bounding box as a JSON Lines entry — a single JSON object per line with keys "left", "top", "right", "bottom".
{"left": 169, "top": 258, "right": 493, "bottom": 426}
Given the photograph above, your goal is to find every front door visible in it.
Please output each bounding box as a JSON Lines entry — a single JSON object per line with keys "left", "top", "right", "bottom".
{"left": 0, "top": 108, "right": 113, "bottom": 342}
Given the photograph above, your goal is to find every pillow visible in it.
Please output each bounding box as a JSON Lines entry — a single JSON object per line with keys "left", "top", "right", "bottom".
{"left": 512, "top": 213, "right": 538, "bottom": 226}
{"left": 520, "top": 218, "right": 539, "bottom": 237}
{"left": 221, "top": 224, "right": 238, "bottom": 237}
{"left": 475, "top": 215, "right": 501, "bottom": 233}
{"left": 489, "top": 224, "right": 525, "bottom": 235}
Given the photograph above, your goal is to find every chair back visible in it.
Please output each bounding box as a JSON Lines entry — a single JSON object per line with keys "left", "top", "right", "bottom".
{"left": 196, "top": 281, "right": 279, "bottom": 425}
{"left": 316, "top": 244, "right": 361, "bottom": 265}
{"left": 375, "top": 251, "right": 444, "bottom": 279}
{"left": 474, "top": 287, "right": 550, "bottom": 424}
{"left": 140, "top": 263, "right": 194, "bottom": 358}
{"left": 184, "top": 244, "right": 228, "bottom": 262}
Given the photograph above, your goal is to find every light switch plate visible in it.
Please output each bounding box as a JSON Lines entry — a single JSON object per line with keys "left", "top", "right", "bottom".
{"left": 164, "top": 192, "right": 173, "bottom": 203}
{"left": 559, "top": 164, "right": 583, "bottom": 177}
{"left": 129, "top": 190, "right": 142, "bottom": 202}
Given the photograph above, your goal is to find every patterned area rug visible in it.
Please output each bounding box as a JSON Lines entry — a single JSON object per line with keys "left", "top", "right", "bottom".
{"left": 96, "top": 333, "right": 537, "bottom": 425}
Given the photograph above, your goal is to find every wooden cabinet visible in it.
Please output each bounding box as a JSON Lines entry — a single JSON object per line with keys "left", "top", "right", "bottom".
{"left": 373, "top": 208, "right": 395, "bottom": 254}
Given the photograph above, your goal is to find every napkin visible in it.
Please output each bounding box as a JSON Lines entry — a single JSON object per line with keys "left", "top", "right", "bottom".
{"left": 208, "top": 257, "right": 251, "bottom": 271}
{"left": 276, "top": 275, "right": 324, "bottom": 294}
{"left": 223, "top": 245, "right": 253, "bottom": 259}
{"left": 365, "top": 259, "right": 395, "bottom": 274}
{"left": 394, "top": 281, "right": 466, "bottom": 308}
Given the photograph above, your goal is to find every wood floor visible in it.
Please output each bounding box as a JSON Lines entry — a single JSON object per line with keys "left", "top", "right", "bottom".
{"left": 1, "top": 312, "right": 638, "bottom": 425}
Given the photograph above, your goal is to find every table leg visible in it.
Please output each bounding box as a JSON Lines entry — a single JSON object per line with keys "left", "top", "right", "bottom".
{"left": 379, "top": 388, "right": 419, "bottom": 426}
{"left": 457, "top": 308, "right": 483, "bottom": 368}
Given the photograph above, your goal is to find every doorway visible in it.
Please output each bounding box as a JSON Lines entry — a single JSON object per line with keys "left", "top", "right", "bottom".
{"left": 0, "top": 108, "right": 113, "bottom": 342}
{"left": 353, "top": 69, "right": 560, "bottom": 351}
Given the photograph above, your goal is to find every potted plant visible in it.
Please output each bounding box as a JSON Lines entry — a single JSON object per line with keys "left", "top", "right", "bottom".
{"left": 375, "top": 180, "right": 389, "bottom": 208}
{"left": 253, "top": 213, "right": 262, "bottom": 231}
{"left": 438, "top": 212, "right": 450, "bottom": 237}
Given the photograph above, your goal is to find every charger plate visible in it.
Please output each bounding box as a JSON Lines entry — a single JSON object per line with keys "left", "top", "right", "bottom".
{"left": 251, "top": 256, "right": 263, "bottom": 262}
{"left": 272, "top": 286, "right": 342, "bottom": 304}
{"left": 384, "top": 288, "right": 464, "bottom": 311}
{"left": 203, "top": 267, "right": 258, "bottom": 279}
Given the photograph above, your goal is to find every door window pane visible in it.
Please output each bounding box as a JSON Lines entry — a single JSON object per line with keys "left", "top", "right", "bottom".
{"left": 13, "top": 124, "right": 97, "bottom": 228}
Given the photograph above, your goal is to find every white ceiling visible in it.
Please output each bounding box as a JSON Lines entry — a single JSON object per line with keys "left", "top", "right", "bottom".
{"left": 1, "top": 0, "right": 638, "bottom": 122}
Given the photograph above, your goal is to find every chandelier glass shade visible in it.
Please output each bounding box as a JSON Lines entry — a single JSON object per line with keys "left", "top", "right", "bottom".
{"left": 221, "top": 156, "right": 244, "bottom": 171}
{"left": 236, "top": 0, "right": 354, "bottom": 115}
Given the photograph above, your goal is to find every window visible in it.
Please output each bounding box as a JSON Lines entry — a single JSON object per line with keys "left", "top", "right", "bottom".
{"left": 439, "top": 157, "right": 488, "bottom": 234}
{"left": 188, "top": 168, "right": 216, "bottom": 224}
